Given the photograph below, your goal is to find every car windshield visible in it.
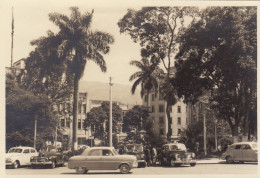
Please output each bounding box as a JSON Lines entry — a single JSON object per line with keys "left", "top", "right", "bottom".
{"left": 8, "top": 148, "right": 23, "bottom": 153}
{"left": 169, "top": 144, "right": 186, "bottom": 151}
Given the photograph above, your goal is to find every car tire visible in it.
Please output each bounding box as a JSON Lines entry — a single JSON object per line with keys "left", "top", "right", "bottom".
{"left": 13, "top": 161, "right": 19, "bottom": 169}
{"left": 119, "top": 164, "right": 130, "bottom": 174}
{"left": 190, "top": 163, "right": 196, "bottom": 167}
{"left": 226, "top": 156, "right": 233, "bottom": 164}
{"left": 76, "top": 167, "right": 87, "bottom": 174}
{"left": 31, "top": 165, "right": 36, "bottom": 169}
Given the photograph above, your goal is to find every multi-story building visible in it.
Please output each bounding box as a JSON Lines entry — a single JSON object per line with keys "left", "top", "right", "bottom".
{"left": 143, "top": 90, "right": 187, "bottom": 141}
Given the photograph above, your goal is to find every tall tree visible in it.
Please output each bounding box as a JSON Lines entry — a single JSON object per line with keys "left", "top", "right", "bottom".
{"left": 32, "top": 7, "right": 114, "bottom": 150}
{"left": 174, "top": 7, "right": 257, "bottom": 142}
{"left": 118, "top": 7, "right": 198, "bottom": 140}
{"left": 129, "top": 57, "right": 163, "bottom": 106}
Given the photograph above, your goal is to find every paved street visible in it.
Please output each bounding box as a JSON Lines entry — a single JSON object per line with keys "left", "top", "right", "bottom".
{"left": 6, "top": 161, "right": 258, "bottom": 175}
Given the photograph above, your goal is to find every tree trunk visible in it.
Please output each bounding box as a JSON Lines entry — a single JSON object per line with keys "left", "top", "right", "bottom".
{"left": 166, "top": 102, "right": 172, "bottom": 142}
{"left": 231, "top": 125, "right": 239, "bottom": 143}
{"left": 72, "top": 76, "right": 79, "bottom": 151}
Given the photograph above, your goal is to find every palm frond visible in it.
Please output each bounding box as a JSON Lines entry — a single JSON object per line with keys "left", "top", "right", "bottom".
{"left": 131, "top": 77, "right": 143, "bottom": 95}
{"left": 129, "top": 71, "right": 143, "bottom": 81}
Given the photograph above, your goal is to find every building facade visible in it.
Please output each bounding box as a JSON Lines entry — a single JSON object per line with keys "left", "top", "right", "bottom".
{"left": 143, "top": 91, "right": 188, "bottom": 141}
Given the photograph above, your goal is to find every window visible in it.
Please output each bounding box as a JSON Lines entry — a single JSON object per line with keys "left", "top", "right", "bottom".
{"left": 89, "top": 150, "right": 102, "bottom": 156}
{"left": 66, "top": 118, "right": 70, "bottom": 128}
{"left": 169, "top": 117, "right": 172, "bottom": 124}
{"left": 159, "top": 105, "right": 164, "bottom": 112}
{"left": 177, "top": 106, "right": 181, "bottom": 113}
{"left": 152, "top": 106, "right": 155, "bottom": 112}
{"left": 235, "top": 145, "right": 242, "bottom": 150}
{"left": 144, "top": 95, "right": 148, "bottom": 103}
{"left": 102, "top": 150, "right": 113, "bottom": 156}
{"left": 23, "top": 149, "right": 29, "bottom": 153}
{"left": 83, "top": 104, "right": 87, "bottom": 114}
{"left": 178, "top": 117, "right": 181, "bottom": 125}
{"left": 159, "top": 128, "right": 164, "bottom": 135}
{"left": 61, "top": 119, "right": 65, "bottom": 127}
{"left": 159, "top": 117, "right": 164, "bottom": 123}
{"left": 78, "top": 104, "right": 82, "bottom": 114}
{"left": 178, "top": 129, "right": 181, "bottom": 135}
{"left": 78, "top": 137, "right": 86, "bottom": 145}
{"left": 30, "top": 149, "right": 36, "bottom": 153}
{"left": 78, "top": 120, "right": 82, "bottom": 129}
{"left": 242, "top": 145, "right": 251, "bottom": 150}
{"left": 152, "top": 94, "right": 155, "bottom": 101}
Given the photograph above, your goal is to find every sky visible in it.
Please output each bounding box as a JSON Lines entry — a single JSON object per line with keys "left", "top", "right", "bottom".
{"left": 1, "top": 0, "right": 258, "bottom": 87}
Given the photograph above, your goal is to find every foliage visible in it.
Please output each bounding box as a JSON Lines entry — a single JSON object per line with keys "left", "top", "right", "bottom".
{"left": 118, "top": 7, "right": 199, "bottom": 140}
{"left": 84, "top": 101, "right": 123, "bottom": 145}
{"left": 174, "top": 7, "right": 257, "bottom": 139}
{"left": 33, "top": 7, "right": 114, "bottom": 150}
{"left": 6, "top": 74, "right": 58, "bottom": 150}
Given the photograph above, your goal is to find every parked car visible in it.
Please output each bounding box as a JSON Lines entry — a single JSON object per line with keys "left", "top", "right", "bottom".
{"left": 6, "top": 146, "right": 38, "bottom": 169}
{"left": 30, "top": 146, "right": 66, "bottom": 168}
{"left": 159, "top": 143, "right": 196, "bottom": 167}
{"left": 220, "top": 142, "right": 258, "bottom": 163}
{"left": 68, "top": 146, "right": 138, "bottom": 174}
{"left": 125, "top": 144, "right": 146, "bottom": 167}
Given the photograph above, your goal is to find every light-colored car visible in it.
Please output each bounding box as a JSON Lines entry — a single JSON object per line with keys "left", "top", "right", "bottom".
{"left": 6, "top": 146, "right": 38, "bottom": 168}
{"left": 68, "top": 146, "right": 138, "bottom": 174}
{"left": 220, "top": 142, "right": 258, "bottom": 163}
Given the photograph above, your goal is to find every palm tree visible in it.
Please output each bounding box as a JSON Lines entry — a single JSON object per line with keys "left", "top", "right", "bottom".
{"left": 33, "top": 7, "right": 114, "bottom": 150}
{"left": 129, "top": 58, "right": 163, "bottom": 106}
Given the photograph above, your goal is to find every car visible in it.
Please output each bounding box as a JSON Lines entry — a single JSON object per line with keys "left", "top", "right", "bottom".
{"left": 30, "top": 146, "right": 67, "bottom": 168}
{"left": 220, "top": 142, "right": 258, "bottom": 163}
{"left": 68, "top": 146, "right": 138, "bottom": 174}
{"left": 125, "top": 144, "right": 146, "bottom": 167}
{"left": 6, "top": 146, "right": 38, "bottom": 169}
{"left": 159, "top": 143, "right": 196, "bottom": 167}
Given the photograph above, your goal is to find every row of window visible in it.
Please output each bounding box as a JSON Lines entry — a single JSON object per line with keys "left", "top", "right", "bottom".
{"left": 151, "top": 105, "right": 182, "bottom": 113}
{"left": 61, "top": 119, "right": 85, "bottom": 130}
{"left": 159, "top": 128, "right": 182, "bottom": 136}
{"left": 159, "top": 117, "right": 182, "bottom": 125}
{"left": 57, "top": 103, "right": 87, "bottom": 114}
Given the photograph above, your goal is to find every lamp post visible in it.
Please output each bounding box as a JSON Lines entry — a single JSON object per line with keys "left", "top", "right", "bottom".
{"left": 34, "top": 115, "right": 38, "bottom": 149}
{"left": 109, "top": 77, "right": 113, "bottom": 147}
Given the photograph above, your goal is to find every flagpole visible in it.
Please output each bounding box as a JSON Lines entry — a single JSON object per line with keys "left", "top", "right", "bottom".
{"left": 11, "top": 6, "right": 14, "bottom": 68}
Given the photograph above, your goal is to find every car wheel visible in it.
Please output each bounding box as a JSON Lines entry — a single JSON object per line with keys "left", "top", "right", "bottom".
{"left": 31, "top": 165, "right": 36, "bottom": 169}
{"left": 190, "top": 163, "right": 196, "bottom": 167}
{"left": 120, "top": 164, "right": 130, "bottom": 174}
{"left": 76, "top": 167, "right": 87, "bottom": 174}
{"left": 51, "top": 161, "right": 56, "bottom": 169}
{"left": 226, "top": 156, "right": 233, "bottom": 164}
{"left": 13, "top": 161, "right": 19, "bottom": 169}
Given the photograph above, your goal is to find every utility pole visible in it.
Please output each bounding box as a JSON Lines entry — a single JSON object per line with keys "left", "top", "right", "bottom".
{"left": 109, "top": 77, "right": 113, "bottom": 147}
{"left": 55, "top": 126, "right": 57, "bottom": 149}
{"left": 34, "top": 115, "right": 38, "bottom": 148}
{"left": 11, "top": 7, "right": 14, "bottom": 68}
{"left": 203, "top": 111, "right": 207, "bottom": 156}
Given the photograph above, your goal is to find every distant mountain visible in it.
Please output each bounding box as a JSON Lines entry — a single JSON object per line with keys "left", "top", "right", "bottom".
{"left": 79, "top": 81, "right": 142, "bottom": 105}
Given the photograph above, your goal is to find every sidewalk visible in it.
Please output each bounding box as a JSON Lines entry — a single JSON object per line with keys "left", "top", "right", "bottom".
{"left": 196, "top": 158, "right": 225, "bottom": 164}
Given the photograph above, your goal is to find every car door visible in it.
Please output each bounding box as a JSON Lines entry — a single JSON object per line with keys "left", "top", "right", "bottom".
{"left": 22, "top": 149, "right": 32, "bottom": 165}
{"left": 241, "top": 144, "right": 257, "bottom": 162}
{"left": 85, "top": 149, "right": 102, "bottom": 170}
{"left": 100, "top": 149, "right": 117, "bottom": 170}
{"left": 233, "top": 145, "right": 243, "bottom": 161}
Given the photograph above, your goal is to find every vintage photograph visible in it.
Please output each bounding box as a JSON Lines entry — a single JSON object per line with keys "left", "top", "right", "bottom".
{"left": 1, "top": 0, "right": 258, "bottom": 176}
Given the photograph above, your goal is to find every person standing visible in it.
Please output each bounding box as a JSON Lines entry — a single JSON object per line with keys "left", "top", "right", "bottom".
{"left": 144, "top": 146, "right": 151, "bottom": 167}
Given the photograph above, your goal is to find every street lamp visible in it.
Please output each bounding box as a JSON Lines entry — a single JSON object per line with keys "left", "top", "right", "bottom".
{"left": 109, "top": 77, "right": 113, "bottom": 147}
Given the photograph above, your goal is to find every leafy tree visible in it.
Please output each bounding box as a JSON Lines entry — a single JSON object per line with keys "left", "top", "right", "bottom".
{"left": 129, "top": 57, "right": 163, "bottom": 106}
{"left": 118, "top": 7, "right": 199, "bottom": 141}
{"left": 174, "top": 7, "right": 257, "bottom": 142}
{"left": 32, "top": 7, "right": 114, "bottom": 150}
{"left": 84, "top": 101, "right": 122, "bottom": 146}
{"left": 6, "top": 74, "right": 58, "bottom": 151}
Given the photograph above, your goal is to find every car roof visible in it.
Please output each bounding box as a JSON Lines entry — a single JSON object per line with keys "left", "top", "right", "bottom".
{"left": 231, "top": 142, "right": 257, "bottom": 145}
{"left": 10, "top": 146, "right": 35, "bottom": 149}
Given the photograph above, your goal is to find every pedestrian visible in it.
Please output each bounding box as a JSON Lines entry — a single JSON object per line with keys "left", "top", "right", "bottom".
{"left": 151, "top": 147, "right": 157, "bottom": 166}
{"left": 144, "top": 146, "right": 151, "bottom": 167}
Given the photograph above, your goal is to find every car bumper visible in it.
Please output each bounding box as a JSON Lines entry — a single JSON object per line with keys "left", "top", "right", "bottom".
{"left": 31, "top": 160, "right": 52, "bottom": 166}
{"left": 173, "top": 159, "right": 196, "bottom": 164}
{"left": 5, "top": 163, "right": 13, "bottom": 166}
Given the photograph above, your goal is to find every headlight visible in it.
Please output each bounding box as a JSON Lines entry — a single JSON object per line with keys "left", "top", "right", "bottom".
{"left": 6, "top": 158, "right": 12, "bottom": 163}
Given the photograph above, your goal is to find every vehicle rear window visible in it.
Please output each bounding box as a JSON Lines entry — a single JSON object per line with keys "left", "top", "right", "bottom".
{"left": 31, "top": 149, "right": 36, "bottom": 153}
{"left": 235, "top": 145, "right": 242, "bottom": 150}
